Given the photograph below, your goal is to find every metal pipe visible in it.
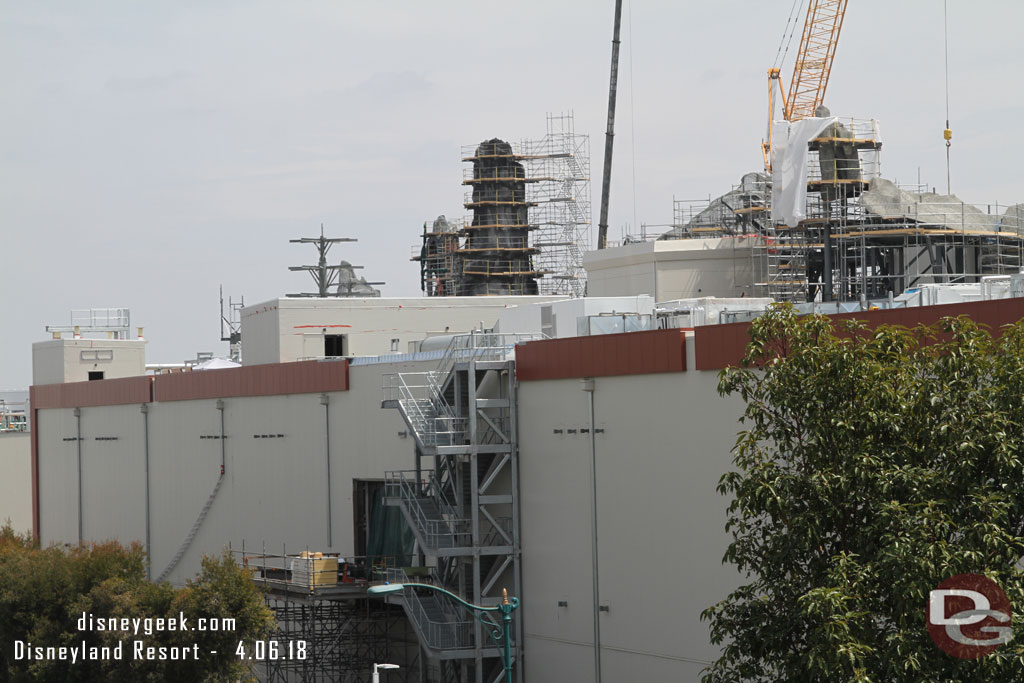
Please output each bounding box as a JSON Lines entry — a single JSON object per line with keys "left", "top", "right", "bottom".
{"left": 597, "top": 0, "right": 624, "bottom": 250}
{"left": 321, "top": 393, "right": 332, "bottom": 547}
{"left": 217, "top": 399, "right": 226, "bottom": 473}
{"left": 823, "top": 222, "right": 833, "bottom": 302}
{"left": 74, "top": 406, "right": 82, "bottom": 544}
{"left": 141, "top": 403, "right": 151, "bottom": 579}
{"left": 581, "top": 378, "right": 601, "bottom": 683}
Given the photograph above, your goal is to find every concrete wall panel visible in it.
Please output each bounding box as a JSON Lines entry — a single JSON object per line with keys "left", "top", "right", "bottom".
{"left": 79, "top": 404, "right": 146, "bottom": 545}
{"left": 146, "top": 399, "right": 223, "bottom": 582}
{"left": 0, "top": 433, "right": 32, "bottom": 535}
{"left": 518, "top": 371, "right": 744, "bottom": 682}
{"left": 36, "top": 409, "right": 79, "bottom": 545}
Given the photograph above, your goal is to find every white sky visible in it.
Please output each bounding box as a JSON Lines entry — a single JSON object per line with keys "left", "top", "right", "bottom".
{"left": 3, "top": 1, "right": 1022, "bottom": 389}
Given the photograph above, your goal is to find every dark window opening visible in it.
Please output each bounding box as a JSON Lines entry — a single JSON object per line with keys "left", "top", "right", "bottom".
{"left": 324, "top": 334, "right": 347, "bottom": 357}
{"left": 88, "top": 371, "right": 104, "bottom": 381}
{"left": 353, "top": 479, "right": 414, "bottom": 568}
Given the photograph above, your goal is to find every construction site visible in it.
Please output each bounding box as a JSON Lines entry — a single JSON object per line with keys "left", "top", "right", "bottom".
{"left": 645, "top": 116, "right": 1022, "bottom": 305}
{"left": 415, "top": 114, "right": 591, "bottom": 299}
{"left": 9, "top": 1, "right": 1024, "bottom": 683}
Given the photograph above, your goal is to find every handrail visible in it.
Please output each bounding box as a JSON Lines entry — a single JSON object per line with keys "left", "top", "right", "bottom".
{"left": 386, "top": 568, "right": 475, "bottom": 651}
{"left": 385, "top": 471, "right": 472, "bottom": 549}
{"left": 383, "top": 332, "right": 545, "bottom": 450}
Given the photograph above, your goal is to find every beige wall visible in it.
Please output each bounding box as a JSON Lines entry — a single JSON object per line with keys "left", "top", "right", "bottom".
{"left": 32, "top": 339, "right": 146, "bottom": 385}
{"left": 584, "top": 239, "right": 758, "bottom": 301}
{"left": 517, "top": 370, "right": 745, "bottom": 682}
{"left": 0, "top": 433, "right": 32, "bottom": 535}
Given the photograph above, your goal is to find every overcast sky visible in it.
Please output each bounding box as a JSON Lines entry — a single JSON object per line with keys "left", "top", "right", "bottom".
{"left": 3, "top": 1, "right": 1022, "bottom": 389}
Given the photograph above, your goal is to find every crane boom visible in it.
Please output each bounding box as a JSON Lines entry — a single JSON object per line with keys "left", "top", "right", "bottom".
{"left": 785, "top": 0, "right": 848, "bottom": 121}
{"left": 762, "top": 0, "right": 849, "bottom": 171}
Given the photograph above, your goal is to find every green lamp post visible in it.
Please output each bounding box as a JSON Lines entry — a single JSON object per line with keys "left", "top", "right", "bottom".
{"left": 368, "top": 582, "right": 519, "bottom": 683}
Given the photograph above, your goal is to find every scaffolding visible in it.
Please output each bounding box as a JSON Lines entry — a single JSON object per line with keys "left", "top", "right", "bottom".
{"left": 382, "top": 332, "right": 538, "bottom": 682}
{"left": 414, "top": 216, "right": 461, "bottom": 297}
{"left": 414, "top": 114, "right": 591, "bottom": 298}
{"left": 238, "top": 549, "right": 419, "bottom": 683}
{"left": 0, "top": 399, "right": 27, "bottom": 432}
{"left": 452, "top": 138, "right": 540, "bottom": 296}
{"left": 657, "top": 115, "right": 1024, "bottom": 303}
{"left": 520, "top": 113, "right": 592, "bottom": 296}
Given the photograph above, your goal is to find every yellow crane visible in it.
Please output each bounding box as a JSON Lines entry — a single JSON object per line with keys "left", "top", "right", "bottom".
{"left": 762, "top": 0, "right": 849, "bottom": 172}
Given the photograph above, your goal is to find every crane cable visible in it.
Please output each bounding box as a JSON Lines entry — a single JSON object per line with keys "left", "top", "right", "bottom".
{"left": 944, "top": 0, "right": 952, "bottom": 194}
{"left": 773, "top": 0, "right": 805, "bottom": 71}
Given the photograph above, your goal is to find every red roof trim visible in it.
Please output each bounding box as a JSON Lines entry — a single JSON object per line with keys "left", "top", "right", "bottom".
{"left": 152, "top": 359, "right": 349, "bottom": 402}
{"left": 29, "top": 360, "right": 350, "bottom": 409}
{"left": 516, "top": 328, "right": 687, "bottom": 381}
{"left": 30, "top": 376, "right": 153, "bottom": 410}
{"left": 693, "top": 297, "right": 1024, "bottom": 371}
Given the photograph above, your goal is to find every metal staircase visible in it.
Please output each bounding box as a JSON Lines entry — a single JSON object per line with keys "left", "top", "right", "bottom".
{"left": 156, "top": 473, "right": 224, "bottom": 583}
{"left": 759, "top": 226, "right": 812, "bottom": 302}
{"left": 381, "top": 332, "right": 539, "bottom": 683}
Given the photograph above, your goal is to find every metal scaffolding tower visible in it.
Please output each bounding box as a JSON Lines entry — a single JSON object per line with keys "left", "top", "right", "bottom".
{"left": 458, "top": 140, "right": 542, "bottom": 295}
{"left": 521, "top": 113, "right": 592, "bottom": 296}
{"left": 413, "top": 115, "right": 591, "bottom": 298}
{"left": 382, "top": 332, "right": 541, "bottom": 683}
{"left": 241, "top": 550, "right": 419, "bottom": 683}
{"left": 414, "top": 216, "right": 461, "bottom": 297}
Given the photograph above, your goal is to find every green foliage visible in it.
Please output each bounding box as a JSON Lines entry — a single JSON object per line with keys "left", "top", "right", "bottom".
{"left": 702, "top": 305, "right": 1024, "bottom": 683}
{"left": 0, "top": 529, "right": 273, "bottom": 683}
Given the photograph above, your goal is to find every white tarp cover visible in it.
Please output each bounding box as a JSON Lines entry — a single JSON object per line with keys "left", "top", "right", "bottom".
{"left": 771, "top": 117, "right": 835, "bottom": 227}
{"left": 194, "top": 358, "right": 241, "bottom": 371}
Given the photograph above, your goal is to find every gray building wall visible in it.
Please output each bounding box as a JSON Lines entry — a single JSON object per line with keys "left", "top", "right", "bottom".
{"left": 36, "top": 359, "right": 430, "bottom": 585}
{"left": 517, "top": 370, "right": 744, "bottom": 682}
{"left": 34, "top": 350, "right": 749, "bottom": 680}
{"left": 0, "top": 432, "right": 31, "bottom": 534}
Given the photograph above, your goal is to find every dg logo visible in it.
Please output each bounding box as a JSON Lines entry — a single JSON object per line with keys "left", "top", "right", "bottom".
{"left": 927, "top": 573, "right": 1013, "bottom": 659}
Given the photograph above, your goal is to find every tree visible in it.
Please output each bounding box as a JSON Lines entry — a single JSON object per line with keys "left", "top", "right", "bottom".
{"left": 702, "top": 305, "right": 1024, "bottom": 682}
{"left": 0, "top": 528, "right": 274, "bottom": 683}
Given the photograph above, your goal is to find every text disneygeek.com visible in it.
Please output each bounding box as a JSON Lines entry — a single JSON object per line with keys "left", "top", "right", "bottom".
{"left": 10, "top": 611, "right": 306, "bottom": 663}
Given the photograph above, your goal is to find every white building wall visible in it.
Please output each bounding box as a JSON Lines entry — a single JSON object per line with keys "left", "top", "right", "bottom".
{"left": 584, "top": 239, "right": 758, "bottom": 301}
{"left": 517, "top": 370, "right": 745, "bottom": 682}
{"left": 0, "top": 433, "right": 32, "bottom": 534}
{"left": 32, "top": 339, "right": 147, "bottom": 385}
{"left": 238, "top": 301, "right": 281, "bottom": 367}
{"left": 241, "top": 297, "right": 565, "bottom": 365}
{"left": 495, "top": 297, "right": 655, "bottom": 338}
